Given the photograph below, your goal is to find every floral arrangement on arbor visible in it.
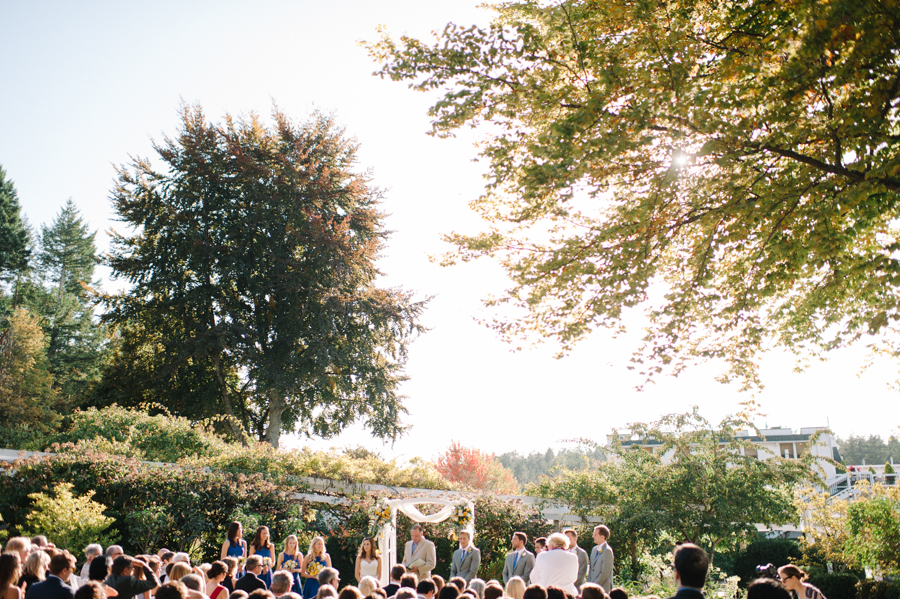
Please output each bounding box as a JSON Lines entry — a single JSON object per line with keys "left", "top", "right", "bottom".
{"left": 369, "top": 499, "right": 393, "bottom": 533}
{"left": 450, "top": 501, "right": 473, "bottom": 529}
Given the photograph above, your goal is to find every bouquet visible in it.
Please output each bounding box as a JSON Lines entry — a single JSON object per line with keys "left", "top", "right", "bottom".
{"left": 307, "top": 561, "right": 323, "bottom": 577}
{"left": 283, "top": 560, "right": 299, "bottom": 571}
{"left": 263, "top": 557, "right": 273, "bottom": 568}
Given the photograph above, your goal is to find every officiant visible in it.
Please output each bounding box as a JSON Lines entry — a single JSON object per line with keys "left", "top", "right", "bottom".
{"left": 402, "top": 524, "right": 436, "bottom": 581}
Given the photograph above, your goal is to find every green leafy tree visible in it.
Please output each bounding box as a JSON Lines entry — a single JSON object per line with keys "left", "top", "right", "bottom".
{"left": 0, "top": 308, "right": 58, "bottom": 434}
{"left": 531, "top": 409, "right": 813, "bottom": 569}
{"left": 0, "top": 165, "right": 30, "bottom": 285}
{"left": 38, "top": 199, "right": 105, "bottom": 405}
{"left": 25, "top": 482, "right": 116, "bottom": 552}
{"left": 104, "top": 105, "right": 427, "bottom": 447}
{"left": 845, "top": 484, "right": 900, "bottom": 576}
{"left": 368, "top": 0, "right": 900, "bottom": 387}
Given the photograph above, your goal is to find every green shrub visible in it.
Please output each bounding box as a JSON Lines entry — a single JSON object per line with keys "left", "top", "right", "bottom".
{"left": 730, "top": 537, "right": 801, "bottom": 586}
{"left": 886, "top": 462, "right": 896, "bottom": 485}
{"left": 25, "top": 482, "right": 116, "bottom": 552}
{"left": 856, "top": 580, "right": 900, "bottom": 599}
{"left": 807, "top": 572, "right": 859, "bottom": 599}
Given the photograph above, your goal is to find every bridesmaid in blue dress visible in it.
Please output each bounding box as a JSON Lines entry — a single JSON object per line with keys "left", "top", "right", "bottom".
{"left": 221, "top": 521, "right": 248, "bottom": 564}
{"left": 249, "top": 525, "right": 275, "bottom": 588}
{"left": 301, "top": 537, "right": 331, "bottom": 599}
{"left": 276, "top": 534, "right": 304, "bottom": 594}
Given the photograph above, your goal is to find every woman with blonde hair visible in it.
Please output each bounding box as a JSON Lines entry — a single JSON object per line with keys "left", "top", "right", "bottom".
{"left": 276, "top": 535, "right": 303, "bottom": 594}
{"left": 529, "top": 533, "right": 578, "bottom": 596}
{"left": 504, "top": 576, "right": 525, "bottom": 599}
{"left": 301, "top": 538, "right": 331, "bottom": 599}
{"left": 168, "top": 563, "right": 192, "bottom": 582}
{"left": 358, "top": 577, "right": 379, "bottom": 598}
{"left": 19, "top": 551, "right": 49, "bottom": 592}
{"left": 354, "top": 538, "right": 381, "bottom": 584}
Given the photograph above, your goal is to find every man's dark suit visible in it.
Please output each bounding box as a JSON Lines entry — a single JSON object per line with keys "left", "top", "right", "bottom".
{"left": 25, "top": 576, "right": 75, "bottom": 599}
{"left": 235, "top": 572, "right": 267, "bottom": 594}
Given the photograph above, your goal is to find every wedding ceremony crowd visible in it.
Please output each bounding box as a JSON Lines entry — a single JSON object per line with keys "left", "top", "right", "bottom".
{"left": 0, "top": 522, "right": 824, "bottom": 599}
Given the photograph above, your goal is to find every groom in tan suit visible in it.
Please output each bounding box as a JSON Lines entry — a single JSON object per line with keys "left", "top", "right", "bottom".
{"left": 402, "top": 524, "right": 436, "bottom": 580}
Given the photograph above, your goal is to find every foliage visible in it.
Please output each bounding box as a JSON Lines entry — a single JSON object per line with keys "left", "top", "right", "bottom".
{"left": 807, "top": 572, "right": 860, "bottom": 599}
{"left": 855, "top": 580, "right": 900, "bottom": 599}
{"left": 125, "top": 505, "right": 176, "bottom": 554}
{"left": 104, "top": 105, "right": 427, "bottom": 448}
{"left": 435, "top": 441, "right": 519, "bottom": 494}
{"left": 530, "top": 408, "right": 813, "bottom": 572}
{"left": 729, "top": 538, "right": 801, "bottom": 586}
{"left": 46, "top": 405, "right": 231, "bottom": 462}
{"left": 0, "top": 164, "right": 30, "bottom": 282}
{"left": 845, "top": 484, "right": 900, "bottom": 576}
{"left": 796, "top": 485, "right": 855, "bottom": 571}
{"left": 0, "top": 308, "right": 59, "bottom": 432}
{"left": 838, "top": 435, "right": 900, "bottom": 466}
{"left": 496, "top": 446, "right": 606, "bottom": 486}
{"left": 0, "top": 444, "right": 308, "bottom": 561}
{"left": 38, "top": 199, "right": 106, "bottom": 406}
{"left": 25, "top": 482, "right": 116, "bottom": 552}
{"left": 368, "top": 0, "right": 900, "bottom": 389}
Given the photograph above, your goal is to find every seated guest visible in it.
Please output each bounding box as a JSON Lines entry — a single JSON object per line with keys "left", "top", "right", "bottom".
{"left": 105, "top": 557, "right": 160, "bottom": 599}
{"left": 206, "top": 562, "right": 229, "bottom": 599}
{"left": 415, "top": 581, "right": 435, "bottom": 599}
{"left": 466, "top": 581, "right": 484, "bottom": 599}
{"left": 545, "top": 586, "right": 570, "bottom": 599}
{"left": 338, "top": 588, "right": 363, "bottom": 599}
{"left": 235, "top": 559, "right": 266, "bottom": 595}
{"left": 394, "top": 591, "right": 416, "bottom": 599}
{"left": 437, "top": 587, "right": 458, "bottom": 599}
{"left": 776, "top": 566, "right": 825, "bottom": 599}
{"left": 74, "top": 582, "right": 104, "bottom": 599}
{"left": 667, "top": 544, "right": 708, "bottom": 599}
{"left": 747, "top": 580, "right": 790, "bottom": 599}
{"left": 81, "top": 547, "right": 103, "bottom": 581}
{"left": 504, "top": 578, "right": 525, "bottom": 599}
{"left": 179, "top": 575, "right": 209, "bottom": 599}
{"left": 579, "top": 583, "right": 608, "bottom": 599}
{"left": 608, "top": 589, "right": 627, "bottom": 599}
{"left": 384, "top": 567, "right": 405, "bottom": 598}
{"left": 270, "top": 572, "right": 293, "bottom": 599}
{"left": 25, "top": 552, "right": 77, "bottom": 599}
{"left": 230, "top": 593, "right": 248, "bottom": 599}
{"left": 21, "top": 552, "right": 50, "bottom": 592}
{"left": 529, "top": 533, "right": 578, "bottom": 597}
{"left": 448, "top": 580, "right": 466, "bottom": 594}
{"left": 168, "top": 566, "right": 191, "bottom": 584}
{"left": 315, "top": 588, "right": 337, "bottom": 599}
{"left": 156, "top": 583, "right": 188, "bottom": 599}
{"left": 522, "top": 586, "right": 547, "bottom": 599}
{"left": 1, "top": 553, "right": 25, "bottom": 599}
{"left": 247, "top": 592, "right": 274, "bottom": 599}
{"left": 481, "top": 585, "right": 502, "bottom": 599}
{"left": 358, "top": 578, "right": 379, "bottom": 598}
{"left": 87, "top": 557, "right": 117, "bottom": 598}
{"left": 316, "top": 569, "right": 340, "bottom": 593}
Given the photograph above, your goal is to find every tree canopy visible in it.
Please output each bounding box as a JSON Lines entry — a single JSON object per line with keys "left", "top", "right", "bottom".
{"left": 104, "top": 105, "right": 427, "bottom": 447}
{"left": 368, "top": 0, "right": 900, "bottom": 387}
{"left": 0, "top": 165, "right": 30, "bottom": 283}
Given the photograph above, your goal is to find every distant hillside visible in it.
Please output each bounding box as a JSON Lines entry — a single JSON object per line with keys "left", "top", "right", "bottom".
{"left": 497, "top": 446, "right": 607, "bottom": 486}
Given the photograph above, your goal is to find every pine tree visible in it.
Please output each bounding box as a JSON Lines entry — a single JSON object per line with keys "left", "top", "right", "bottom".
{"left": 39, "top": 199, "right": 104, "bottom": 405}
{"left": 0, "top": 165, "right": 30, "bottom": 283}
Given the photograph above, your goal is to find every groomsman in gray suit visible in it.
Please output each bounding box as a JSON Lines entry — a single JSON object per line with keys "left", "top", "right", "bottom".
{"left": 450, "top": 531, "right": 481, "bottom": 582}
{"left": 502, "top": 532, "right": 535, "bottom": 584}
{"left": 587, "top": 525, "right": 614, "bottom": 592}
{"left": 564, "top": 529, "right": 589, "bottom": 590}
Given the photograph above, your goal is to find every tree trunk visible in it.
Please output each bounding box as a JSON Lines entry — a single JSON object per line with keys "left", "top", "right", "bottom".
{"left": 630, "top": 540, "right": 639, "bottom": 577}
{"left": 264, "top": 390, "right": 285, "bottom": 448}
{"left": 213, "top": 349, "right": 247, "bottom": 446}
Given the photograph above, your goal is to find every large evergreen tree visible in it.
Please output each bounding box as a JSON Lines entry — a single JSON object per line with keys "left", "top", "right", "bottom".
{"left": 0, "top": 165, "right": 30, "bottom": 286}
{"left": 38, "top": 199, "right": 105, "bottom": 405}
{"left": 105, "top": 105, "right": 427, "bottom": 447}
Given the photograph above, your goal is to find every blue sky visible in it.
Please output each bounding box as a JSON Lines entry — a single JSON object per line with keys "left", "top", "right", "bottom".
{"left": 3, "top": 1, "right": 897, "bottom": 461}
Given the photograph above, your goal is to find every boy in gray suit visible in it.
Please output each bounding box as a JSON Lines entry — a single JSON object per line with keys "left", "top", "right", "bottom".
{"left": 450, "top": 531, "right": 481, "bottom": 582}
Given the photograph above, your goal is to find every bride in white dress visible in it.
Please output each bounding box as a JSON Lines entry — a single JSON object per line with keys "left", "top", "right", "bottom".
{"left": 355, "top": 537, "right": 383, "bottom": 584}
